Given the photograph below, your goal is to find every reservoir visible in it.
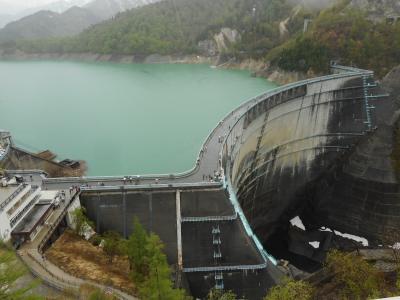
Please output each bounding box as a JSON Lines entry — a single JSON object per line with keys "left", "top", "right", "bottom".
{"left": 0, "top": 61, "right": 275, "bottom": 175}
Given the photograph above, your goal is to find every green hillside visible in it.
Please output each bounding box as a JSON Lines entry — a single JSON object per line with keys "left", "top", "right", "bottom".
{"left": 4, "top": 0, "right": 400, "bottom": 77}
{"left": 15, "top": 0, "right": 300, "bottom": 56}
{"left": 269, "top": 1, "right": 400, "bottom": 76}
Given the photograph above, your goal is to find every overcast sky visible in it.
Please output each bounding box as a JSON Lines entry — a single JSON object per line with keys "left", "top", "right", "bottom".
{"left": 0, "top": 0, "right": 62, "bottom": 14}
{"left": 2, "top": 0, "right": 56, "bottom": 6}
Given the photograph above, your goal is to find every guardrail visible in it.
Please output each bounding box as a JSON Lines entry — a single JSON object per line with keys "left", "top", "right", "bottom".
{"left": 0, "top": 183, "right": 28, "bottom": 211}
{"left": 6, "top": 169, "right": 49, "bottom": 176}
{"left": 183, "top": 263, "right": 267, "bottom": 273}
{"left": 181, "top": 213, "right": 238, "bottom": 223}
{"left": 26, "top": 251, "right": 78, "bottom": 290}
{"left": 79, "top": 182, "right": 223, "bottom": 192}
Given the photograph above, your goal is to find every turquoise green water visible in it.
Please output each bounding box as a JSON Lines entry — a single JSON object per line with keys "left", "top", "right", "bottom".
{"left": 0, "top": 61, "right": 275, "bottom": 176}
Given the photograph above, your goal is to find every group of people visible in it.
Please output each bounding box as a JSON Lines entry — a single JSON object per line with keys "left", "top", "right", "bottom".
{"left": 68, "top": 185, "right": 80, "bottom": 195}
{"left": 202, "top": 169, "right": 222, "bottom": 182}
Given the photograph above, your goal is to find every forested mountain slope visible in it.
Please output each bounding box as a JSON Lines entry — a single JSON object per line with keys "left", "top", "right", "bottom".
{"left": 2, "top": 0, "right": 400, "bottom": 77}
{"left": 85, "top": 0, "right": 160, "bottom": 20}
{"left": 15, "top": 0, "right": 300, "bottom": 56}
{"left": 268, "top": 0, "right": 400, "bottom": 76}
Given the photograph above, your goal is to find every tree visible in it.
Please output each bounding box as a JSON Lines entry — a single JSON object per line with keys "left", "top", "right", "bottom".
{"left": 126, "top": 217, "right": 149, "bottom": 281}
{"left": 325, "top": 250, "right": 388, "bottom": 299}
{"left": 264, "top": 278, "right": 314, "bottom": 300}
{"left": 207, "top": 289, "right": 237, "bottom": 300}
{"left": 102, "top": 231, "right": 124, "bottom": 263}
{"left": 138, "top": 234, "right": 187, "bottom": 300}
{"left": 71, "top": 207, "right": 93, "bottom": 236}
{"left": 0, "top": 242, "right": 42, "bottom": 300}
{"left": 125, "top": 218, "right": 188, "bottom": 300}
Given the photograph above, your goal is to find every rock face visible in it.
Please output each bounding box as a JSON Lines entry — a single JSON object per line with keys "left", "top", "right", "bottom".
{"left": 197, "top": 27, "right": 241, "bottom": 57}
{"left": 197, "top": 40, "right": 218, "bottom": 57}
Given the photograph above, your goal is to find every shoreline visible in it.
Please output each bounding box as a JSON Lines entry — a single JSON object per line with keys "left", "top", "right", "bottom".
{"left": 0, "top": 50, "right": 309, "bottom": 85}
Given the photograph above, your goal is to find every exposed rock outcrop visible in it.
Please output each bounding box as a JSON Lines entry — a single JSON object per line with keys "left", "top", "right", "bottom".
{"left": 197, "top": 27, "right": 241, "bottom": 57}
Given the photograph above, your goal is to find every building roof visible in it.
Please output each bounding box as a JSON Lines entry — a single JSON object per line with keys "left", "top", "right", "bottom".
{"left": 40, "top": 190, "right": 59, "bottom": 201}
{"left": 12, "top": 204, "right": 52, "bottom": 235}
{"left": 0, "top": 185, "right": 20, "bottom": 209}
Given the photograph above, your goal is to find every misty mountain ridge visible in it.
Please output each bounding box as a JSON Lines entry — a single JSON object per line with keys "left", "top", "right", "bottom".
{"left": 0, "top": 0, "right": 160, "bottom": 41}
{"left": 0, "top": 7, "right": 100, "bottom": 41}
{"left": 0, "top": 0, "right": 92, "bottom": 28}
{"left": 85, "top": 0, "right": 160, "bottom": 19}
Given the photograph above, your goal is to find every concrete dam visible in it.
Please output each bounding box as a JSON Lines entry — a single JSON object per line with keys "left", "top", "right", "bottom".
{"left": 4, "top": 64, "right": 400, "bottom": 299}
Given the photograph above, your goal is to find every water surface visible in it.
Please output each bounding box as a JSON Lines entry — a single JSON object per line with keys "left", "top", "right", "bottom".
{"left": 0, "top": 61, "right": 275, "bottom": 175}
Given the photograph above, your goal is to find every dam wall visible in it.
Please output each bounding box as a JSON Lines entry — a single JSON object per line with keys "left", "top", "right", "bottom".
{"left": 79, "top": 184, "right": 281, "bottom": 299}
{"left": 81, "top": 188, "right": 178, "bottom": 263}
{"left": 180, "top": 189, "right": 274, "bottom": 298}
{"left": 303, "top": 66, "right": 400, "bottom": 244}
{"left": 222, "top": 70, "right": 383, "bottom": 242}
{"left": 9, "top": 64, "right": 400, "bottom": 297}
{"left": 2, "top": 146, "right": 76, "bottom": 177}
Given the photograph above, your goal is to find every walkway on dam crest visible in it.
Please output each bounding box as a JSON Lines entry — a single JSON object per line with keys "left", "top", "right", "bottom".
{"left": 9, "top": 65, "right": 376, "bottom": 192}
{"left": 9, "top": 97, "right": 256, "bottom": 190}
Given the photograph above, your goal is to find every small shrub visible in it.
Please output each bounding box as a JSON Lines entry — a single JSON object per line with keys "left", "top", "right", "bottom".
{"left": 89, "top": 234, "right": 102, "bottom": 246}
{"left": 326, "top": 250, "right": 388, "bottom": 299}
{"left": 264, "top": 278, "right": 314, "bottom": 300}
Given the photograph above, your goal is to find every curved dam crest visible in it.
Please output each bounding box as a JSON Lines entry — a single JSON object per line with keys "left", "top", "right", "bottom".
{"left": 3, "top": 64, "right": 400, "bottom": 300}
{"left": 0, "top": 61, "right": 275, "bottom": 176}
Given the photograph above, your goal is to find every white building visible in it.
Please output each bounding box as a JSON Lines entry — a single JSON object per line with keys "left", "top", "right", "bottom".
{"left": 0, "top": 176, "right": 59, "bottom": 242}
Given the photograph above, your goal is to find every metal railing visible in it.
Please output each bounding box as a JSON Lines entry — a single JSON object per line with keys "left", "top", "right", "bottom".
{"left": 7, "top": 185, "right": 39, "bottom": 217}
{"left": 79, "top": 182, "right": 222, "bottom": 192}
{"left": 0, "top": 184, "right": 28, "bottom": 211}
{"left": 10, "top": 194, "right": 41, "bottom": 228}
{"left": 181, "top": 213, "right": 238, "bottom": 223}
{"left": 183, "top": 263, "right": 267, "bottom": 273}
{"left": 6, "top": 169, "right": 49, "bottom": 176}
